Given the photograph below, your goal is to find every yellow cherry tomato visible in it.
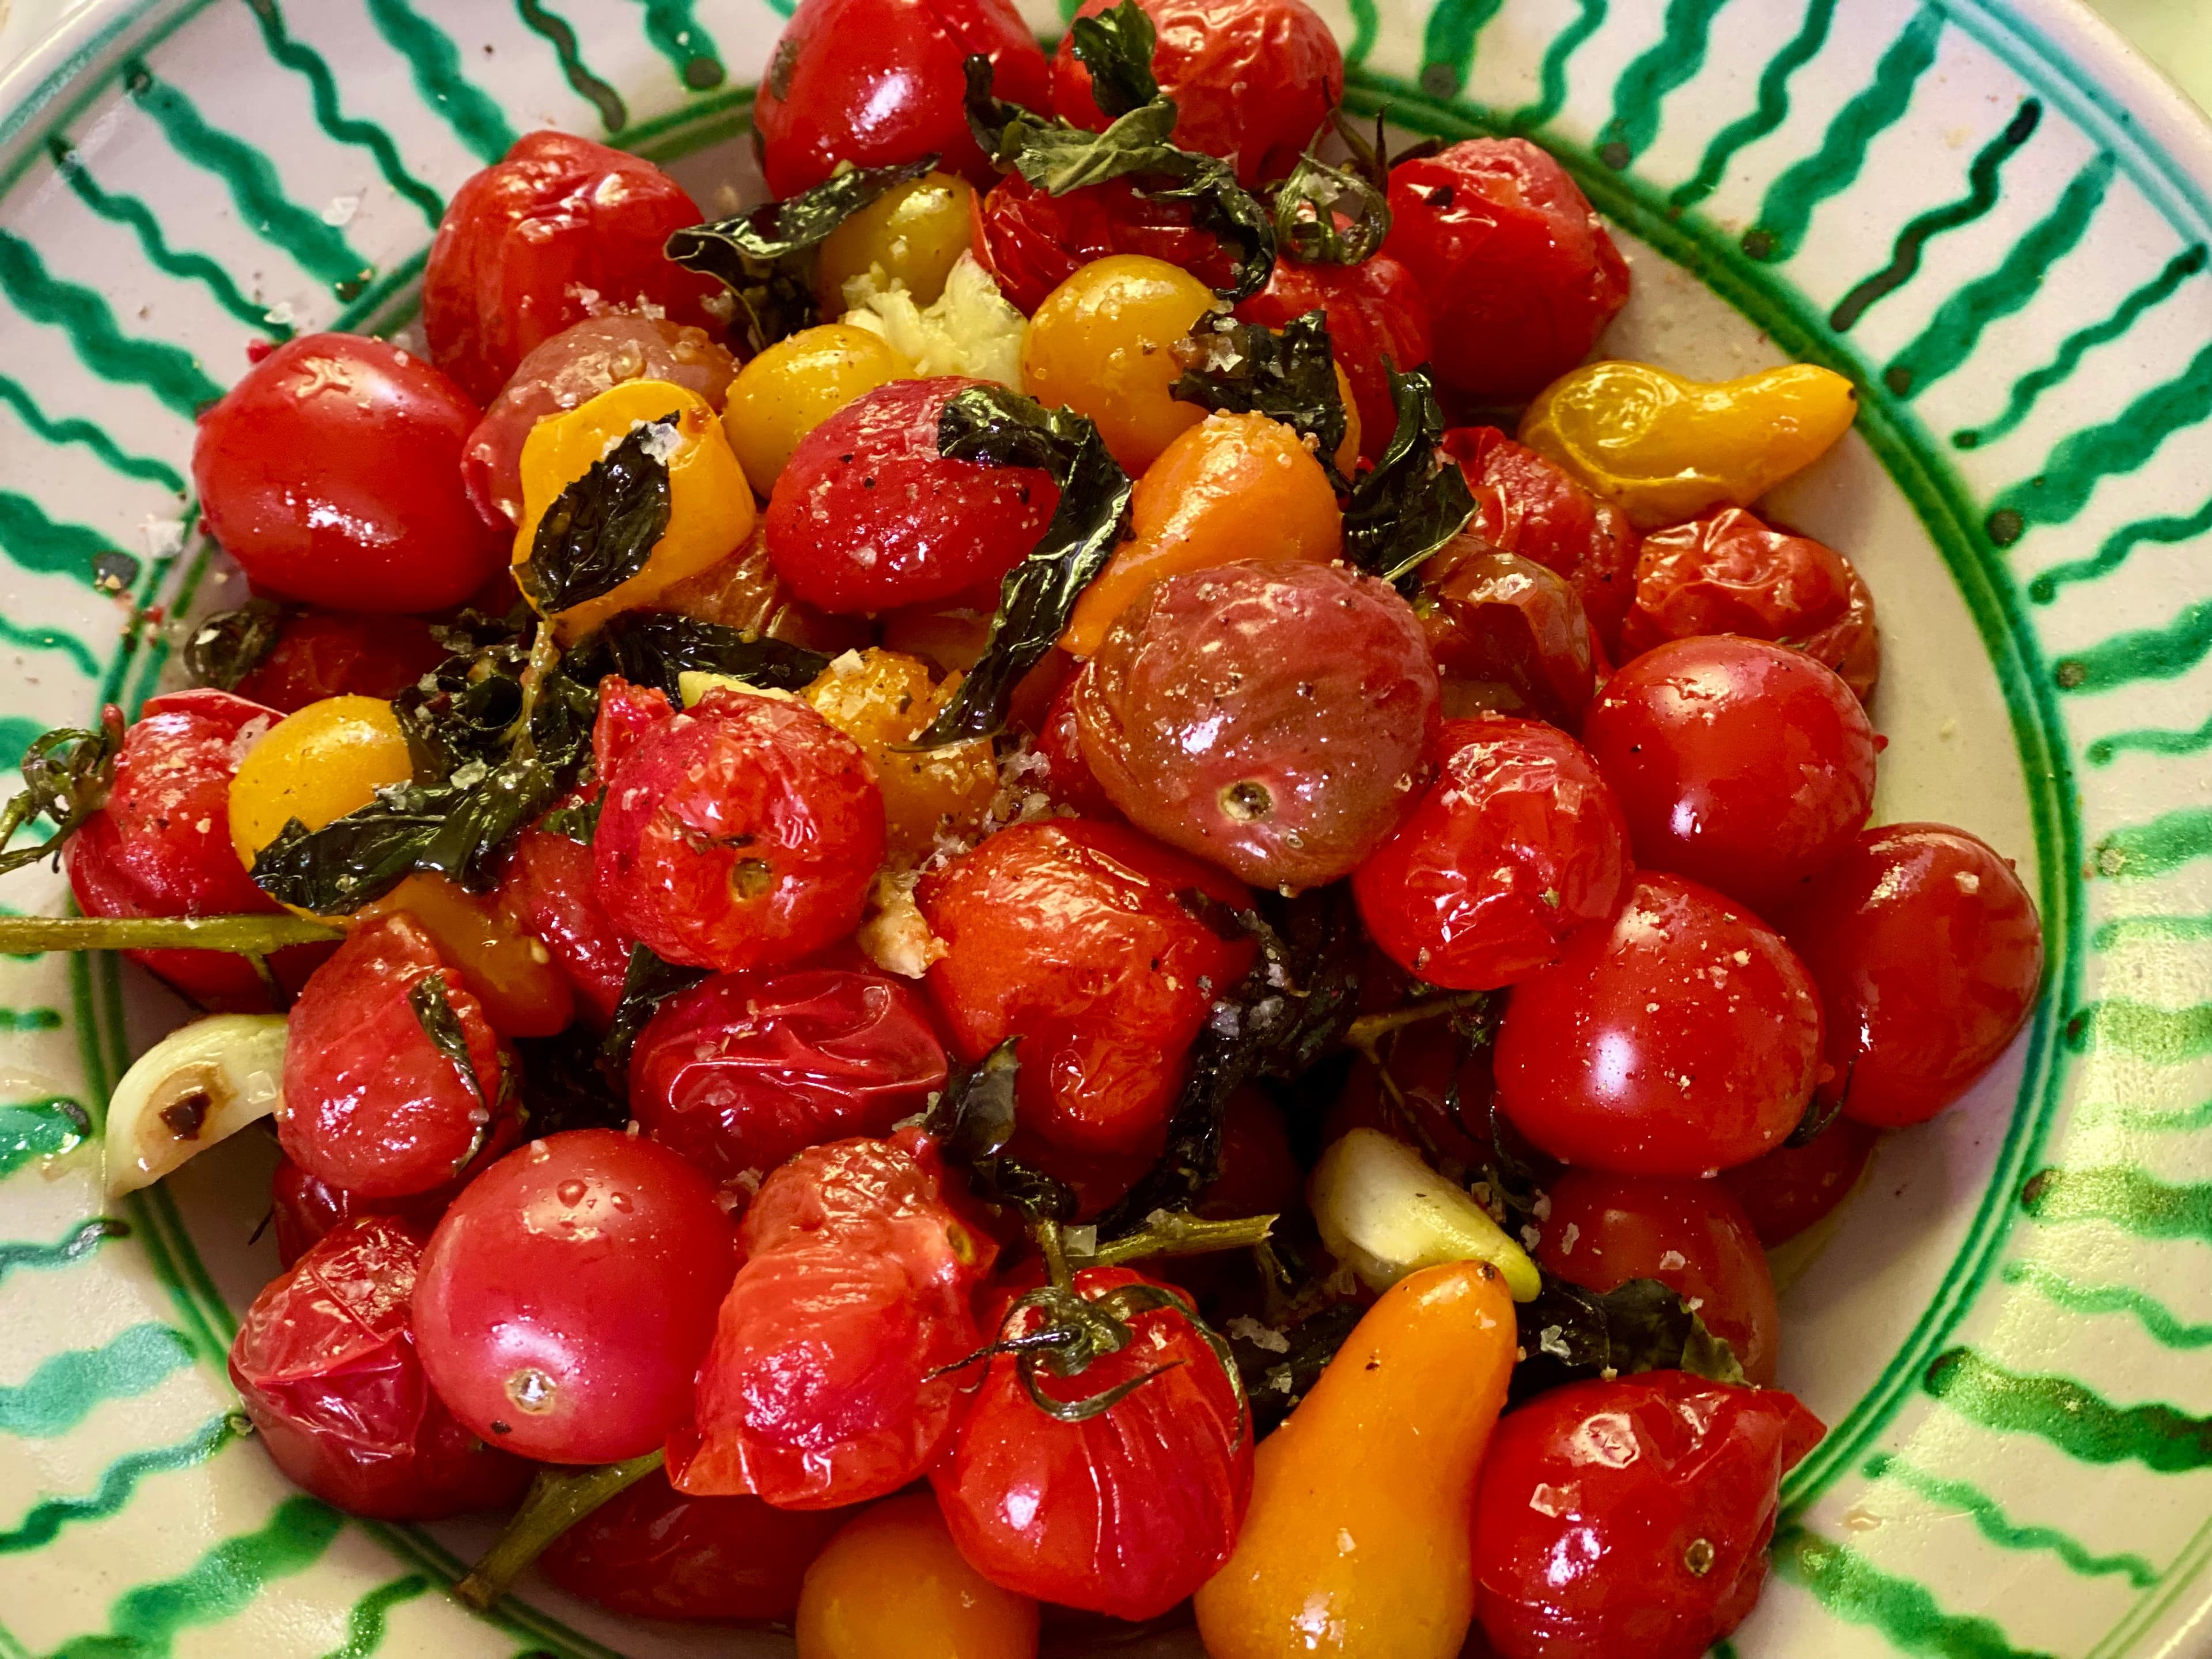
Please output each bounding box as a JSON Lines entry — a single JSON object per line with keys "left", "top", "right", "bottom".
{"left": 1063, "top": 411, "right": 1342, "bottom": 656}
{"left": 228, "top": 695, "right": 412, "bottom": 876}
{"left": 724, "top": 324, "right": 914, "bottom": 494}
{"left": 513, "top": 380, "right": 757, "bottom": 639}
{"left": 1330, "top": 362, "right": 1362, "bottom": 476}
{"left": 1021, "top": 254, "right": 1219, "bottom": 475}
{"left": 796, "top": 1494, "right": 1039, "bottom": 1659}
{"left": 813, "top": 172, "right": 978, "bottom": 312}
{"left": 357, "top": 873, "right": 574, "bottom": 1037}
{"left": 800, "top": 648, "right": 997, "bottom": 861}
{"left": 1193, "top": 1259, "right": 1518, "bottom": 1659}
{"left": 1518, "top": 359, "right": 1858, "bottom": 529}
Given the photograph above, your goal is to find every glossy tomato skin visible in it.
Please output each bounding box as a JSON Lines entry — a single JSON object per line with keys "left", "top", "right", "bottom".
{"left": 1472, "top": 1373, "right": 1824, "bottom": 1659}
{"left": 1779, "top": 824, "right": 2043, "bottom": 1128}
{"left": 972, "top": 174, "right": 1235, "bottom": 316}
{"left": 766, "top": 377, "right": 1061, "bottom": 613}
{"left": 1384, "top": 139, "right": 1630, "bottom": 403}
{"left": 1033, "top": 672, "right": 1122, "bottom": 820}
{"left": 494, "top": 808, "right": 631, "bottom": 1028}
{"left": 1418, "top": 543, "right": 1596, "bottom": 727}
{"left": 412, "top": 1130, "right": 738, "bottom": 1464}
{"left": 1717, "top": 1115, "right": 1880, "bottom": 1247}
{"left": 1052, "top": 0, "right": 1342, "bottom": 187}
{"left": 669, "top": 1132, "right": 997, "bottom": 1507}
{"left": 1236, "top": 253, "right": 1432, "bottom": 464}
{"left": 933, "top": 1267, "right": 1253, "bottom": 1620}
{"left": 269, "top": 1154, "right": 464, "bottom": 1271}
{"left": 1536, "top": 1169, "right": 1781, "bottom": 1385}
{"left": 229, "top": 1217, "right": 531, "bottom": 1520}
{"left": 193, "top": 334, "right": 504, "bottom": 613}
{"left": 1495, "top": 872, "right": 1822, "bottom": 1175}
{"left": 1581, "top": 636, "right": 1877, "bottom": 914}
{"left": 423, "top": 131, "right": 719, "bottom": 407}
{"left": 1354, "top": 717, "right": 1631, "bottom": 991}
{"left": 917, "top": 820, "right": 1257, "bottom": 1160}
{"left": 592, "top": 682, "right": 885, "bottom": 974}
{"left": 755, "top": 0, "right": 1049, "bottom": 194}
{"left": 232, "top": 612, "right": 448, "bottom": 713}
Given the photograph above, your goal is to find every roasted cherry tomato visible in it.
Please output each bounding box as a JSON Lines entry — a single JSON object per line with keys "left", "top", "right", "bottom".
{"left": 1581, "top": 635, "right": 1877, "bottom": 913}
{"left": 412, "top": 1129, "right": 738, "bottom": 1464}
{"left": 1779, "top": 823, "right": 2043, "bottom": 1128}
{"left": 1472, "top": 1373, "right": 1825, "bottom": 1659}
{"left": 226, "top": 694, "right": 413, "bottom": 882}
{"left": 1717, "top": 1114, "right": 1880, "bottom": 1247}
{"left": 655, "top": 527, "right": 874, "bottom": 656}
{"left": 1495, "top": 872, "right": 1823, "bottom": 1176}
{"left": 1032, "top": 672, "right": 1121, "bottom": 820}
{"left": 1418, "top": 543, "right": 1596, "bottom": 726}
{"left": 797, "top": 1494, "right": 1041, "bottom": 1659}
{"left": 1354, "top": 717, "right": 1632, "bottom": 991}
{"left": 192, "top": 333, "right": 505, "bottom": 612}
{"left": 798, "top": 648, "right": 998, "bottom": 861}
{"left": 972, "top": 173, "right": 1236, "bottom": 316}
{"left": 493, "top": 806, "right": 631, "bottom": 1029}
{"left": 423, "top": 131, "right": 720, "bottom": 406}
{"left": 1238, "top": 260, "right": 1431, "bottom": 469}
{"left": 724, "top": 324, "right": 913, "bottom": 495}
{"left": 1384, "top": 139, "right": 1629, "bottom": 403}
{"left": 230, "top": 612, "right": 448, "bottom": 713}
{"left": 815, "top": 172, "right": 979, "bottom": 312}
{"left": 229, "top": 1216, "right": 530, "bottom": 1520}
{"left": 268, "top": 1154, "right": 462, "bottom": 1271}
{"left": 1021, "top": 255, "right": 1219, "bottom": 475}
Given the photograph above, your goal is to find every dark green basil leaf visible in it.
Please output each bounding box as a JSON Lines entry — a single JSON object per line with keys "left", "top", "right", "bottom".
{"left": 414, "top": 755, "right": 565, "bottom": 891}
{"left": 516, "top": 419, "right": 676, "bottom": 618}
{"left": 184, "top": 599, "right": 286, "bottom": 691}
{"left": 1341, "top": 363, "right": 1477, "bottom": 587}
{"left": 538, "top": 794, "right": 601, "bottom": 846}
{"left": 1271, "top": 150, "right": 1391, "bottom": 266}
{"left": 1067, "top": 0, "right": 1159, "bottom": 118}
{"left": 1508, "top": 1276, "right": 1748, "bottom": 1407}
{"left": 1231, "top": 1300, "right": 1363, "bottom": 1434}
{"left": 408, "top": 971, "right": 487, "bottom": 1111}
{"left": 925, "top": 1039, "right": 1080, "bottom": 1223}
{"left": 1171, "top": 310, "right": 1349, "bottom": 488}
{"left": 600, "top": 944, "right": 710, "bottom": 1079}
{"left": 245, "top": 785, "right": 449, "bottom": 913}
{"left": 567, "top": 610, "right": 831, "bottom": 700}
{"left": 0, "top": 708, "right": 126, "bottom": 878}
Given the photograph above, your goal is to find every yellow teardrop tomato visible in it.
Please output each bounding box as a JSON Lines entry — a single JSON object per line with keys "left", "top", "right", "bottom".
{"left": 723, "top": 324, "right": 914, "bottom": 494}
{"left": 1021, "top": 254, "right": 1219, "bottom": 475}
{"left": 813, "top": 172, "right": 978, "bottom": 313}
{"left": 799, "top": 648, "right": 997, "bottom": 861}
{"left": 797, "top": 1494, "right": 1039, "bottom": 1659}
{"left": 228, "top": 695, "right": 412, "bottom": 877}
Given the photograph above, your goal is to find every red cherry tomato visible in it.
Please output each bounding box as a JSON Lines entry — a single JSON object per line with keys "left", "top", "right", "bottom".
{"left": 268, "top": 1154, "right": 464, "bottom": 1271}
{"left": 932, "top": 1266, "right": 1252, "bottom": 1621}
{"left": 1717, "top": 1115, "right": 1880, "bottom": 1247}
{"left": 423, "top": 131, "right": 721, "bottom": 407}
{"left": 1472, "top": 1373, "right": 1824, "bottom": 1659}
{"left": 765, "top": 377, "right": 1062, "bottom": 614}
{"left": 1384, "top": 139, "right": 1630, "bottom": 403}
{"left": 1325, "top": 1003, "right": 1501, "bottom": 1174}
{"left": 494, "top": 806, "right": 631, "bottom": 1029}
{"left": 1354, "top": 717, "right": 1632, "bottom": 991}
{"left": 1196, "top": 1084, "right": 1304, "bottom": 1220}
{"left": 281, "top": 914, "right": 513, "bottom": 1199}
{"left": 231, "top": 612, "right": 449, "bottom": 713}
{"left": 1536, "top": 1169, "right": 1781, "bottom": 1385}
{"left": 1236, "top": 253, "right": 1433, "bottom": 463}
{"left": 539, "top": 1467, "right": 844, "bottom": 1622}
{"left": 917, "top": 820, "right": 1256, "bottom": 1160}
{"left": 412, "top": 1129, "right": 737, "bottom": 1464}
{"left": 971, "top": 173, "right": 1237, "bottom": 316}
{"left": 1494, "top": 872, "right": 1823, "bottom": 1176}
{"left": 1779, "top": 823, "right": 2043, "bottom": 1128}
{"left": 1032, "top": 672, "right": 1122, "bottom": 820}
{"left": 1051, "top": 0, "right": 1342, "bottom": 188}
{"left": 192, "top": 334, "right": 504, "bottom": 613}
{"left": 753, "top": 0, "right": 1050, "bottom": 195}
{"left": 1581, "top": 636, "right": 1877, "bottom": 913}
{"left": 592, "top": 682, "right": 885, "bottom": 974}
{"left": 1419, "top": 543, "right": 1596, "bottom": 728}
{"left": 229, "top": 1216, "right": 531, "bottom": 1520}
{"left": 670, "top": 1132, "right": 997, "bottom": 1507}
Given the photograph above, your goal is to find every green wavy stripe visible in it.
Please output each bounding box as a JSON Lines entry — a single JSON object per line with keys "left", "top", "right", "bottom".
{"left": 0, "top": 491, "right": 132, "bottom": 589}
{"left": 0, "top": 1218, "right": 127, "bottom": 1285}
{"left": 0, "top": 230, "right": 222, "bottom": 416}
{"left": 1865, "top": 1450, "right": 2157, "bottom": 1585}
{"left": 2026, "top": 493, "right": 2212, "bottom": 603}
{"left": 0, "top": 1006, "right": 64, "bottom": 1033}
{"left": 240, "top": 0, "right": 444, "bottom": 226}
{"left": 515, "top": 0, "right": 627, "bottom": 131}
{"left": 1669, "top": 0, "right": 1836, "bottom": 210}
{"left": 2056, "top": 597, "right": 2212, "bottom": 694}
{"left": 2022, "top": 1166, "right": 2212, "bottom": 1240}
{"left": 317, "top": 1574, "right": 431, "bottom": 1659}
{"left": 2087, "top": 710, "right": 2212, "bottom": 767}
{"left": 1926, "top": 1346, "right": 2212, "bottom": 1473}
{"left": 0, "top": 1324, "right": 193, "bottom": 1438}
{"left": 2072, "top": 1093, "right": 2212, "bottom": 1133}
{"left": 634, "top": 0, "right": 727, "bottom": 90}
{"left": 0, "top": 373, "right": 185, "bottom": 492}
{"left": 0, "top": 1098, "right": 86, "bottom": 1177}
{"left": 2062, "top": 997, "right": 2212, "bottom": 1060}
{"left": 1503, "top": 0, "right": 1607, "bottom": 134}
{"left": 1419, "top": 0, "right": 1506, "bottom": 98}
{"left": 1593, "top": 0, "right": 1730, "bottom": 169}
{"left": 1741, "top": 8, "right": 1944, "bottom": 263}
{"left": 1958, "top": 244, "right": 2209, "bottom": 450}
{"left": 2093, "top": 912, "right": 2212, "bottom": 952}
{"left": 0, "top": 614, "right": 100, "bottom": 676}
{"left": 365, "top": 0, "right": 520, "bottom": 162}
{"left": 2092, "top": 810, "right": 2212, "bottom": 885}
{"left": 1345, "top": 0, "right": 1380, "bottom": 69}
{"left": 0, "top": 1416, "right": 237, "bottom": 1554}
{"left": 2003, "top": 1260, "right": 2212, "bottom": 1351}
{"left": 1771, "top": 1525, "right": 2057, "bottom": 1658}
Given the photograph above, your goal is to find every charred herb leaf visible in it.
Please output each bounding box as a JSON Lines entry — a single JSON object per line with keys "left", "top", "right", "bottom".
{"left": 247, "top": 785, "right": 448, "bottom": 912}
{"left": 514, "top": 1027, "right": 631, "bottom": 1137}
{"left": 1271, "top": 150, "right": 1392, "bottom": 266}
{"left": 565, "top": 610, "right": 830, "bottom": 700}
{"left": 414, "top": 757, "right": 565, "bottom": 889}
{"left": 1171, "top": 310, "right": 1349, "bottom": 488}
{"left": 600, "top": 944, "right": 710, "bottom": 1079}
{"left": 408, "top": 971, "right": 487, "bottom": 1111}
{"left": 1230, "top": 1300, "right": 1363, "bottom": 1434}
{"left": 538, "top": 794, "right": 601, "bottom": 846}
{"left": 926, "top": 1039, "right": 1079, "bottom": 1223}
{"left": 1067, "top": 0, "right": 1159, "bottom": 117}
{"left": 184, "top": 599, "right": 286, "bottom": 691}
{"left": 516, "top": 419, "right": 676, "bottom": 618}
{"left": 0, "top": 708, "right": 126, "bottom": 877}
{"left": 1509, "top": 1275, "right": 1747, "bottom": 1407}
{"left": 1341, "top": 363, "right": 1476, "bottom": 587}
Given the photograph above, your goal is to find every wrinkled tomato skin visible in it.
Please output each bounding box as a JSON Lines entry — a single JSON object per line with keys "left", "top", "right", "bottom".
{"left": 494, "top": 809, "right": 631, "bottom": 1028}
{"left": 192, "top": 334, "right": 504, "bottom": 613}
{"left": 1418, "top": 543, "right": 1596, "bottom": 728}
{"left": 423, "top": 131, "right": 720, "bottom": 407}
{"left": 1354, "top": 717, "right": 1632, "bottom": 991}
{"left": 971, "top": 173, "right": 1235, "bottom": 317}
{"left": 1052, "top": 0, "right": 1342, "bottom": 188}
{"left": 1581, "top": 636, "right": 1878, "bottom": 914}
{"left": 269, "top": 1155, "right": 464, "bottom": 1271}
{"left": 66, "top": 690, "right": 328, "bottom": 1012}
{"left": 1033, "top": 673, "right": 1121, "bottom": 820}
{"left": 592, "top": 683, "right": 885, "bottom": 974}
{"left": 628, "top": 960, "right": 950, "bottom": 1181}
{"left": 1536, "top": 1169, "right": 1781, "bottom": 1385}
{"left": 280, "top": 914, "right": 512, "bottom": 1199}
{"left": 917, "top": 820, "right": 1257, "bottom": 1160}
{"left": 1235, "top": 253, "right": 1432, "bottom": 463}
{"left": 669, "top": 1132, "right": 997, "bottom": 1508}
{"left": 233, "top": 612, "right": 449, "bottom": 713}
{"left": 1718, "top": 1115, "right": 1880, "bottom": 1247}
{"left": 412, "top": 1130, "right": 738, "bottom": 1464}
{"left": 1472, "top": 1373, "right": 1825, "bottom": 1659}
{"left": 1495, "top": 872, "right": 1822, "bottom": 1176}
{"left": 933, "top": 1267, "right": 1252, "bottom": 1621}
{"left": 229, "top": 1217, "right": 531, "bottom": 1520}
{"left": 539, "top": 1467, "right": 844, "bottom": 1621}
{"left": 754, "top": 0, "right": 1049, "bottom": 195}
{"left": 1779, "top": 823, "right": 2043, "bottom": 1128}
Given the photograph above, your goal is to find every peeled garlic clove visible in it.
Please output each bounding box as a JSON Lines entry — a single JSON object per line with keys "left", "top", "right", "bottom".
{"left": 104, "top": 1014, "right": 287, "bottom": 1197}
{"left": 1308, "top": 1126, "right": 1541, "bottom": 1302}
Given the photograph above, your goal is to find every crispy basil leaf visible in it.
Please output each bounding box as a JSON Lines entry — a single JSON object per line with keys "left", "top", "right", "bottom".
{"left": 1271, "top": 150, "right": 1392, "bottom": 266}
{"left": 567, "top": 610, "right": 831, "bottom": 700}
{"left": 913, "top": 386, "right": 1134, "bottom": 748}
{"left": 600, "top": 944, "right": 710, "bottom": 1079}
{"left": 514, "top": 1027, "right": 631, "bottom": 1137}
{"left": 0, "top": 709, "right": 125, "bottom": 878}
{"left": 1172, "top": 310, "right": 1349, "bottom": 488}
{"left": 538, "top": 794, "right": 601, "bottom": 846}
{"left": 409, "top": 971, "right": 487, "bottom": 1111}
{"left": 184, "top": 599, "right": 286, "bottom": 691}
{"left": 516, "top": 419, "right": 676, "bottom": 618}
{"left": 925, "top": 1039, "right": 1080, "bottom": 1223}
{"left": 1341, "top": 363, "right": 1477, "bottom": 587}
{"left": 246, "top": 785, "right": 448, "bottom": 912}
{"left": 1231, "top": 1300, "right": 1363, "bottom": 1434}
{"left": 414, "top": 756, "right": 565, "bottom": 891}
{"left": 1509, "top": 1276, "right": 1747, "bottom": 1407}
{"left": 1067, "top": 0, "right": 1159, "bottom": 118}
{"left": 396, "top": 639, "right": 530, "bottom": 777}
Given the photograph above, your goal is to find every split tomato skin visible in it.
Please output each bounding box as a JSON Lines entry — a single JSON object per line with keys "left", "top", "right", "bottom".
{"left": 972, "top": 173, "right": 1235, "bottom": 316}
{"left": 232, "top": 613, "right": 449, "bottom": 713}
{"left": 494, "top": 808, "right": 632, "bottom": 1029}
{"left": 1235, "top": 253, "right": 1433, "bottom": 464}
{"left": 1418, "top": 543, "right": 1597, "bottom": 727}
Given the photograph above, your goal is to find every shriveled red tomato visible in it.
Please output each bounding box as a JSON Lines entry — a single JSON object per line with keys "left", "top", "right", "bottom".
{"left": 229, "top": 1216, "right": 530, "bottom": 1520}
{"left": 765, "top": 377, "right": 1060, "bottom": 613}
{"left": 933, "top": 1266, "right": 1252, "bottom": 1620}
{"left": 1779, "top": 823, "right": 2043, "bottom": 1128}
{"left": 1495, "top": 872, "right": 1822, "bottom": 1176}
{"left": 972, "top": 173, "right": 1236, "bottom": 316}
{"left": 1717, "top": 1115, "right": 1880, "bottom": 1247}
{"left": 268, "top": 1154, "right": 463, "bottom": 1271}
{"left": 628, "top": 959, "right": 949, "bottom": 1180}
{"left": 1032, "top": 672, "right": 1121, "bottom": 820}
{"left": 1354, "top": 717, "right": 1631, "bottom": 991}
{"left": 1472, "top": 1374, "right": 1824, "bottom": 1659}
{"left": 1196, "top": 1085, "right": 1304, "bottom": 1221}
{"left": 280, "top": 914, "right": 512, "bottom": 1199}
{"left": 1237, "top": 255, "right": 1431, "bottom": 462}
{"left": 192, "top": 334, "right": 504, "bottom": 612}
{"left": 670, "top": 1132, "right": 995, "bottom": 1508}
{"left": 1419, "top": 543, "right": 1596, "bottom": 726}
{"left": 753, "top": 0, "right": 1050, "bottom": 194}
{"left": 918, "top": 820, "right": 1256, "bottom": 1161}
{"left": 412, "top": 1129, "right": 737, "bottom": 1464}
{"left": 1581, "top": 635, "right": 1877, "bottom": 913}
{"left": 1384, "top": 139, "right": 1630, "bottom": 403}
{"left": 230, "top": 612, "right": 448, "bottom": 713}
{"left": 592, "top": 682, "right": 885, "bottom": 974}
{"left": 493, "top": 805, "right": 631, "bottom": 1029}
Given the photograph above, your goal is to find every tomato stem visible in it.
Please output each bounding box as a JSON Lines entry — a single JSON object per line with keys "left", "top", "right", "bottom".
{"left": 0, "top": 914, "right": 345, "bottom": 954}
{"left": 1033, "top": 1215, "right": 1073, "bottom": 1290}
{"left": 1343, "top": 990, "right": 1493, "bottom": 1060}
{"left": 1075, "top": 1210, "right": 1278, "bottom": 1267}
{"left": 453, "top": 1448, "right": 664, "bottom": 1609}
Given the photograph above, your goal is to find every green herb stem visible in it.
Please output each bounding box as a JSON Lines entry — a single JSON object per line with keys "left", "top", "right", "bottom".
{"left": 0, "top": 913, "right": 344, "bottom": 954}
{"left": 1344, "top": 990, "right": 1495, "bottom": 1058}
{"left": 1076, "top": 1210, "right": 1278, "bottom": 1267}
{"left": 454, "top": 1449, "right": 664, "bottom": 1610}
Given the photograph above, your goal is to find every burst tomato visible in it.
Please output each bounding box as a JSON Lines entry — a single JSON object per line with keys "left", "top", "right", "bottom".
{"left": 971, "top": 173, "right": 1237, "bottom": 316}
{"left": 1235, "top": 253, "right": 1432, "bottom": 461}
{"left": 494, "top": 805, "right": 631, "bottom": 1029}
{"left": 1419, "top": 542, "right": 1596, "bottom": 726}
{"left": 268, "top": 1154, "right": 464, "bottom": 1271}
